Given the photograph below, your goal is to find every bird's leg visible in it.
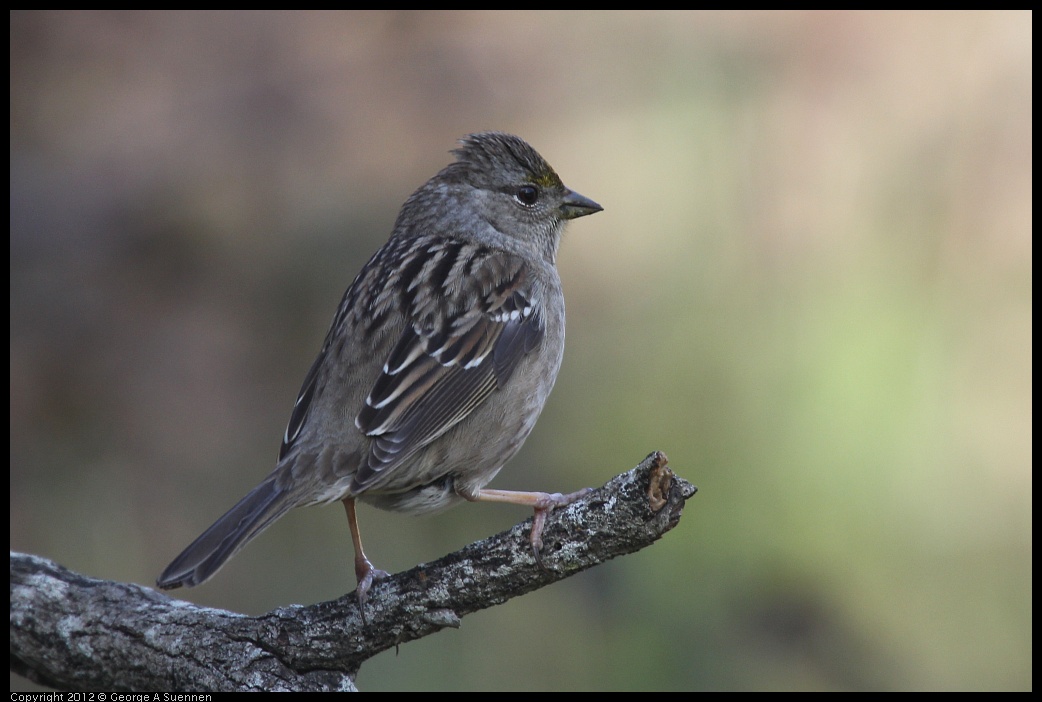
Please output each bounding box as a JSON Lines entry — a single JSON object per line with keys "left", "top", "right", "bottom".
{"left": 342, "top": 497, "right": 389, "bottom": 618}
{"left": 465, "top": 487, "right": 593, "bottom": 566}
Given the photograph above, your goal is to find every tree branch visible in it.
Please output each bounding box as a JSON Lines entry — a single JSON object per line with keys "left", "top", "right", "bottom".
{"left": 11, "top": 451, "right": 696, "bottom": 692}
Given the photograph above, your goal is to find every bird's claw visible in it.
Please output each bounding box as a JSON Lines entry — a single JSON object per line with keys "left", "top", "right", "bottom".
{"left": 355, "top": 560, "right": 390, "bottom": 623}
{"left": 529, "top": 487, "right": 593, "bottom": 570}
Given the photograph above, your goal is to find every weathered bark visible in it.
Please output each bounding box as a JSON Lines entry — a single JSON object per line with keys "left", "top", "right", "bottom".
{"left": 11, "top": 451, "right": 695, "bottom": 692}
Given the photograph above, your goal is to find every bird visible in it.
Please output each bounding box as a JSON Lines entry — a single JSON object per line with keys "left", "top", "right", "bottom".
{"left": 157, "top": 132, "right": 602, "bottom": 608}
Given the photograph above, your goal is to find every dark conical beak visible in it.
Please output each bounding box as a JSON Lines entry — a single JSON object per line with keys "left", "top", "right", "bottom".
{"left": 559, "top": 189, "right": 603, "bottom": 220}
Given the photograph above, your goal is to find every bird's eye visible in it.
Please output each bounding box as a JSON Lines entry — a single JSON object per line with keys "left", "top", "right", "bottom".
{"left": 515, "top": 185, "right": 539, "bottom": 207}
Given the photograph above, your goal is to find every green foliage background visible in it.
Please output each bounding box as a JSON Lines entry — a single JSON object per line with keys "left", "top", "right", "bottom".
{"left": 11, "top": 11, "right": 1031, "bottom": 691}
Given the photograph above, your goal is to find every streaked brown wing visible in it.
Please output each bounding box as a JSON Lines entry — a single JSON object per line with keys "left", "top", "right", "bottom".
{"left": 352, "top": 247, "right": 542, "bottom": 491}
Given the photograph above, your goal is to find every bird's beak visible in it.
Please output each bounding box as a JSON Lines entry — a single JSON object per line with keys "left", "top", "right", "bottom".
{"left": 559, "top": 190, "right": 603, "bottom": 220}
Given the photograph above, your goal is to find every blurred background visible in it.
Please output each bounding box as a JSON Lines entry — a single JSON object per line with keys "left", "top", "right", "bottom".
{"left": 10, "top": 11, "right": 1031, "bottom": 691}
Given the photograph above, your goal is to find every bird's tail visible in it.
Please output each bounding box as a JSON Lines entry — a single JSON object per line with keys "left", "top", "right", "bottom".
{"left": 157, "top": 475, "right": 295, "bottom": 590}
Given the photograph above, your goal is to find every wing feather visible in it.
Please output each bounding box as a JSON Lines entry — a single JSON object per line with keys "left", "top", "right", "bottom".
{"left": 352, "top": 244, "right": 543, "bottom": 491}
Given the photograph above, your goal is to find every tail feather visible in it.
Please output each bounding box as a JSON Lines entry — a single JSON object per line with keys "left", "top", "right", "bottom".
{"left": 157, "top": 476, "right": 294, "bottom": 590}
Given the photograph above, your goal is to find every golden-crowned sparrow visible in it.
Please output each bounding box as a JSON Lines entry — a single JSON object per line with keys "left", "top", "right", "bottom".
{"left": 157, "top": 132, "right": 602, "bottom": 604}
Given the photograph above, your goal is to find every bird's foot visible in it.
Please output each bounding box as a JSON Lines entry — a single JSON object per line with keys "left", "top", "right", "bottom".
{"left": 354, "top": 557, "right": 390, "bottom": 623}
{"left": 530, "top": 487, "right": 593, "bottom": 568}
